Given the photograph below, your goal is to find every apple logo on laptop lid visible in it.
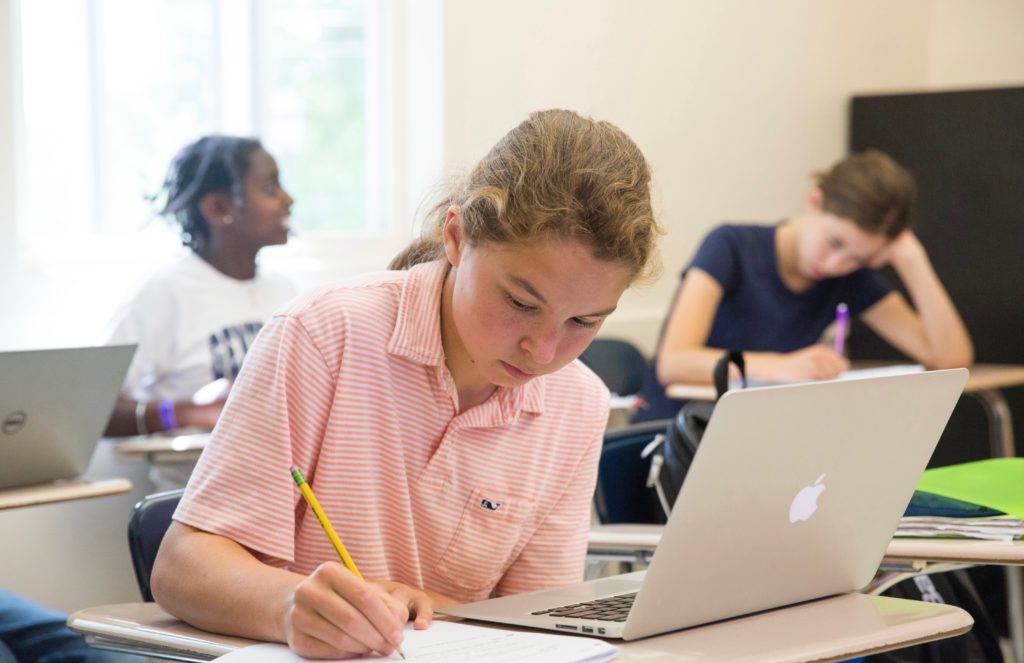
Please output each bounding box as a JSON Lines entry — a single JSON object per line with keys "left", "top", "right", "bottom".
{"left": 789, "top": 473, "right": 826, "bottom": 523}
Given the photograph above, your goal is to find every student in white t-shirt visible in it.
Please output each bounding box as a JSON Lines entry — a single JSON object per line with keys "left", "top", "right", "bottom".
{"left": 104, "top": 135, "right": 297, "bottom": 488}
{"left": 152, "top": 110, "right": 663, "bottom": 659}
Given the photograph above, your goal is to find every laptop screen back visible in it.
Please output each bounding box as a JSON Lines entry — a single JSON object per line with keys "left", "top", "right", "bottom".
{"left": 624, "top": 368, "right": 967, "bottom": 639}
{"left": 0, "top": 344, "right": 136, "bottom": 489}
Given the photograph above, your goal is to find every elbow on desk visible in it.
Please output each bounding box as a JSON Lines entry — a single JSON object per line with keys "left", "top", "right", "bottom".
{"left": 654, "top": 355, "right": 671, "bottom": 387}
{"left": 149, "top": 524, "right": 195, "bottom": 617}
{"left": 656, "top": 350, "right": 718, "bottom": 386}
{"left": 655, "top": 354, "right": 688, "bottom": 387}
{"left": 149, "top": 548, "right": 173, "bottom": 608}
{"left": 922, "top": 346, "right": 975, "bottom": 371}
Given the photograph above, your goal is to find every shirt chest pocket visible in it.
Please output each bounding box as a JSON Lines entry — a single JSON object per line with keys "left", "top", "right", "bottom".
{"left": 435, "top": 487, "right": 532, "bottom": 594}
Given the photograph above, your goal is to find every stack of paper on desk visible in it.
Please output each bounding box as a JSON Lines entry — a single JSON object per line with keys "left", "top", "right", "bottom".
{"left": 895, "top": 516, "right": 1024, "bottom": 542}
{"left": 607, "top": 394, "right": 642, "bottom": 410}
{"left": 894, "top": 488, "right": 1024, "bottom": 541}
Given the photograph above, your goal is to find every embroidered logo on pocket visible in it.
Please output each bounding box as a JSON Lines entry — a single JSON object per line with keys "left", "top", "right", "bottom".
{"left": 480, "top": 498, "right": 502, "bottom": 511}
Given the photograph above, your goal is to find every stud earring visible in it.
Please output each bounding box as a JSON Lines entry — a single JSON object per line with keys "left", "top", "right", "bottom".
{"left": 223, "top": 215, "right": 234, "bottom": 225}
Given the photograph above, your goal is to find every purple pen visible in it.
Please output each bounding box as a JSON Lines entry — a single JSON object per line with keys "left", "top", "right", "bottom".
{"left": 833, "top": 303, "right": 849, "bottom": 356}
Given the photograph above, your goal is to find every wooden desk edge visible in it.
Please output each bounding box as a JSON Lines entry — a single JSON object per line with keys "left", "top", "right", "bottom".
{"left": 69, "top": 598, "right": 973, "bottom": 663}
{"left": 114, "top": 433, "right": 210, "bottom": 455}
{"left": 885, "top": 538, "right": 1024, "bottom": 566}
{"left": 667, "top": 362, "right": 1024, "bottom": 401}
{"left": 846, "top": 621, "right": 973, "bottom": 662}
{"left": 0, "top": 478, "right": 132, "bottom": 510}
{"left": 69, "top": 603, "right": 256, "bottom": 658}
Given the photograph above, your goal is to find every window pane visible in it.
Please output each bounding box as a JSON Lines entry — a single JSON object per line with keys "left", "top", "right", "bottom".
{"left": 19, "top": 0, "right": 93, "bottom": 237}
{"left": 259, "top": 0, "right": 376, "bottom": 234}
{"left": 95, "top": 0, "right": 216, "bottom": 234}
{"left": 18, "top": 0, "right": 379, "bottom": 240}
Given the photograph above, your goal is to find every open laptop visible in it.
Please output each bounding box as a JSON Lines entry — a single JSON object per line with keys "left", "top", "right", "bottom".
{"left": 0, "top": 344, "right": 136, "bottom": 489}
{"left": 441, "top": 368, "right": 968, "bottom": 640}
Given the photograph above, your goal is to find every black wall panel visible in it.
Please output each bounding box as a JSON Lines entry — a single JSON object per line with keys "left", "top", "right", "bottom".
{"left": 849, "top": 87, "right": 1024, "bottom": 468}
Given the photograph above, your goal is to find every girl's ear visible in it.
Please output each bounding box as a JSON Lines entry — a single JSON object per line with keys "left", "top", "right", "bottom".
{"left": 806, "top": 187, "right": 825, "bottom": 213}
{"left": 441, "top": 205, "right": 464, "bottom": 267}
{"left": 198, "top": 192, "right": 236, "bottom": 228}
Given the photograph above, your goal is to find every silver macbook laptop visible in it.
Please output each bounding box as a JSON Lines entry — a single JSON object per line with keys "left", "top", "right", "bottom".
{"left": 440, "top": 368, "right": 967, "bottom": 640}
{"left": 0, "top": 344, "right": 136, "bottom": 489}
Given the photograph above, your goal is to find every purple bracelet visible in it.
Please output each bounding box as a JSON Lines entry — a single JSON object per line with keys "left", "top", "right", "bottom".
{"left": 158, "top": 399, "right": 177, "bottom": 431}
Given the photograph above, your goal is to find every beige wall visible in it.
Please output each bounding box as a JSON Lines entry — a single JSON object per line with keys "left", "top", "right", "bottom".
{"left": 928, "top": 0, "right": 1024, "bottom": 88}
{"left": 442, "top": 0, "right": 1023, "bottom": 354}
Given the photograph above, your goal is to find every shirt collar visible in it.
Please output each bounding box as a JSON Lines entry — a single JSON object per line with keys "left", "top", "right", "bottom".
{"left": 387, "top": 260, "right": 448, "bottom": 367}
{"left": 387, "top": 260, "right": 544, "bottom": 416}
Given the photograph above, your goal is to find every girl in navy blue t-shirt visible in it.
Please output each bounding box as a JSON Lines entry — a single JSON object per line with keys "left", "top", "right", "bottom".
{"left": 639, "top": 150, "right": 973, "bottom": 421}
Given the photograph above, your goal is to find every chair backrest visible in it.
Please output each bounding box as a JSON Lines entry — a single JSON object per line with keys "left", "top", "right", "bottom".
{"left": 578, "top": 338, "right": 647, "bottom": 396}
{"left": 127, "top": 488, "right": 184, "bottom": 602}
{"left": 594, "top": 420, "right": 670, "bottom": 525}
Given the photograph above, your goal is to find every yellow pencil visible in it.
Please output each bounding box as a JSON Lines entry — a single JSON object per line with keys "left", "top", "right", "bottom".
{"left": 290, "top": 466, "right": 405, "bottom": 659}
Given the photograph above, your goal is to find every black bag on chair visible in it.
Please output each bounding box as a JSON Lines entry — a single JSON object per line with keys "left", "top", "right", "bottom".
{"left": 646, "top": 350, "right": 745, "bottom": 517}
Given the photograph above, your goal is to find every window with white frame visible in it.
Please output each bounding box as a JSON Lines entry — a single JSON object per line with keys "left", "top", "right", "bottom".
{"left": 16, "top": 0, "right": 388, "bottom": 241}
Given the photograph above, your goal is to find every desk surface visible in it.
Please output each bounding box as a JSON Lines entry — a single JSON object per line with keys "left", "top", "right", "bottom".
{"left": 667, "top": 362, "right": 1024, "bottom": 402}
{"left": 114, "top": 432, "right": 210, "bottom": 464}
{"left": 588, "top": 523, "right": 663, "bottom": 554}
{"left": 590, "top": 524, "right": 1024, "bottom": 566}
{"left": 960, "top": 363, "right": 1024, "bottom": 392}
{"left": 0, "top": 478, "right": 132, "bottom": 511}
{"left": 885, "top": 537, "right": 1024, "bottom": 566}
{"left": 69, "top": 596, "right": 971, "bottom": 663}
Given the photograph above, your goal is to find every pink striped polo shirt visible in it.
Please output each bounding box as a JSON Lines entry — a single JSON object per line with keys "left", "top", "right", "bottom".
{"left": 174, "top": 260, "right": 609, "bottom": 603}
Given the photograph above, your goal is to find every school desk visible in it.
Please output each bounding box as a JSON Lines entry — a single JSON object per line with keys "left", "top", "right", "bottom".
{"left": 668, "top": 362, "right": 1024, "bottom": 660}
{"left": 588, "top": 525, "right": 1024, "bottom": 662}
{"left": 67, "top": 594, "right": 972, "bottom": 663}
{"left": 883, "top": 538, "right": 1024, "bottom": 663}
{"left": 0, "top": 478, "right": 132, "bottom": 510}
{"left": 114, "top": 432, "right": 210, "bottom": 465}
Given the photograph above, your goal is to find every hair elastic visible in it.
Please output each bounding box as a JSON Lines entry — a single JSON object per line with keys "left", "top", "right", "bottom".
{"left": 158, "top": 399, "right": 177, "bottom": 431}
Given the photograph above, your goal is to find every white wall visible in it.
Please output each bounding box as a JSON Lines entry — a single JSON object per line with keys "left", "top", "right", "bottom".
{"left": 928, "top": 0, "right": 1024, "bottom": 88}
{"left": 2, "top": 0, "right": 1024, "bottom": 615}
{"left": 441, "top": 0, "right": 1024, "bottom": 354}
{"left": 0, "top": 443, "right": 156, "bottom": 612}
{"left": 0, "top": 0, "right": 17, "bottom": 269}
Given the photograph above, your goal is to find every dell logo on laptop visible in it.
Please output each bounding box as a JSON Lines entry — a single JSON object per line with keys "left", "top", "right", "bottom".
{"left": 2, "top": 411, "right": 27, "bottom": 435}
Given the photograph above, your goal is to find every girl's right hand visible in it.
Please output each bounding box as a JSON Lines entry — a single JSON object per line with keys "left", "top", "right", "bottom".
{"left": 767, "top": 345, "right": 850, "bottom": 382}
{"left": 282, "top": 562, "right": 416, "bottom": 659}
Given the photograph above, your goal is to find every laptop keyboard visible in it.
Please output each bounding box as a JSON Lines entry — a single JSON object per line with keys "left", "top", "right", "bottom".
{"left": 529, "top": 592, "right": 636, "bottom": 622}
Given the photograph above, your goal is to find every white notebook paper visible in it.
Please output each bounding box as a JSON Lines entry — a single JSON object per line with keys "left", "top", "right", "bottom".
{"left": 735, "top": 364, "right": 925, "bottom": 389}
{"left": 213, "top": 620, "right": 618, "bottom": 662}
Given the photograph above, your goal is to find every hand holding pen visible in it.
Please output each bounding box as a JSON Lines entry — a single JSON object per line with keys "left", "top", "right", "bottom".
{"left": 287, "top": 466, "right": 432, "bottom": 659}
{"left": 751, "top": 303, "right": 851, "bottom": 382}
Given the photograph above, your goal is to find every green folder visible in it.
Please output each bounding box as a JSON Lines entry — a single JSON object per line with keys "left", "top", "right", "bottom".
{"left": 917, "top": 458, "right": 1024, "bottom": 519}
